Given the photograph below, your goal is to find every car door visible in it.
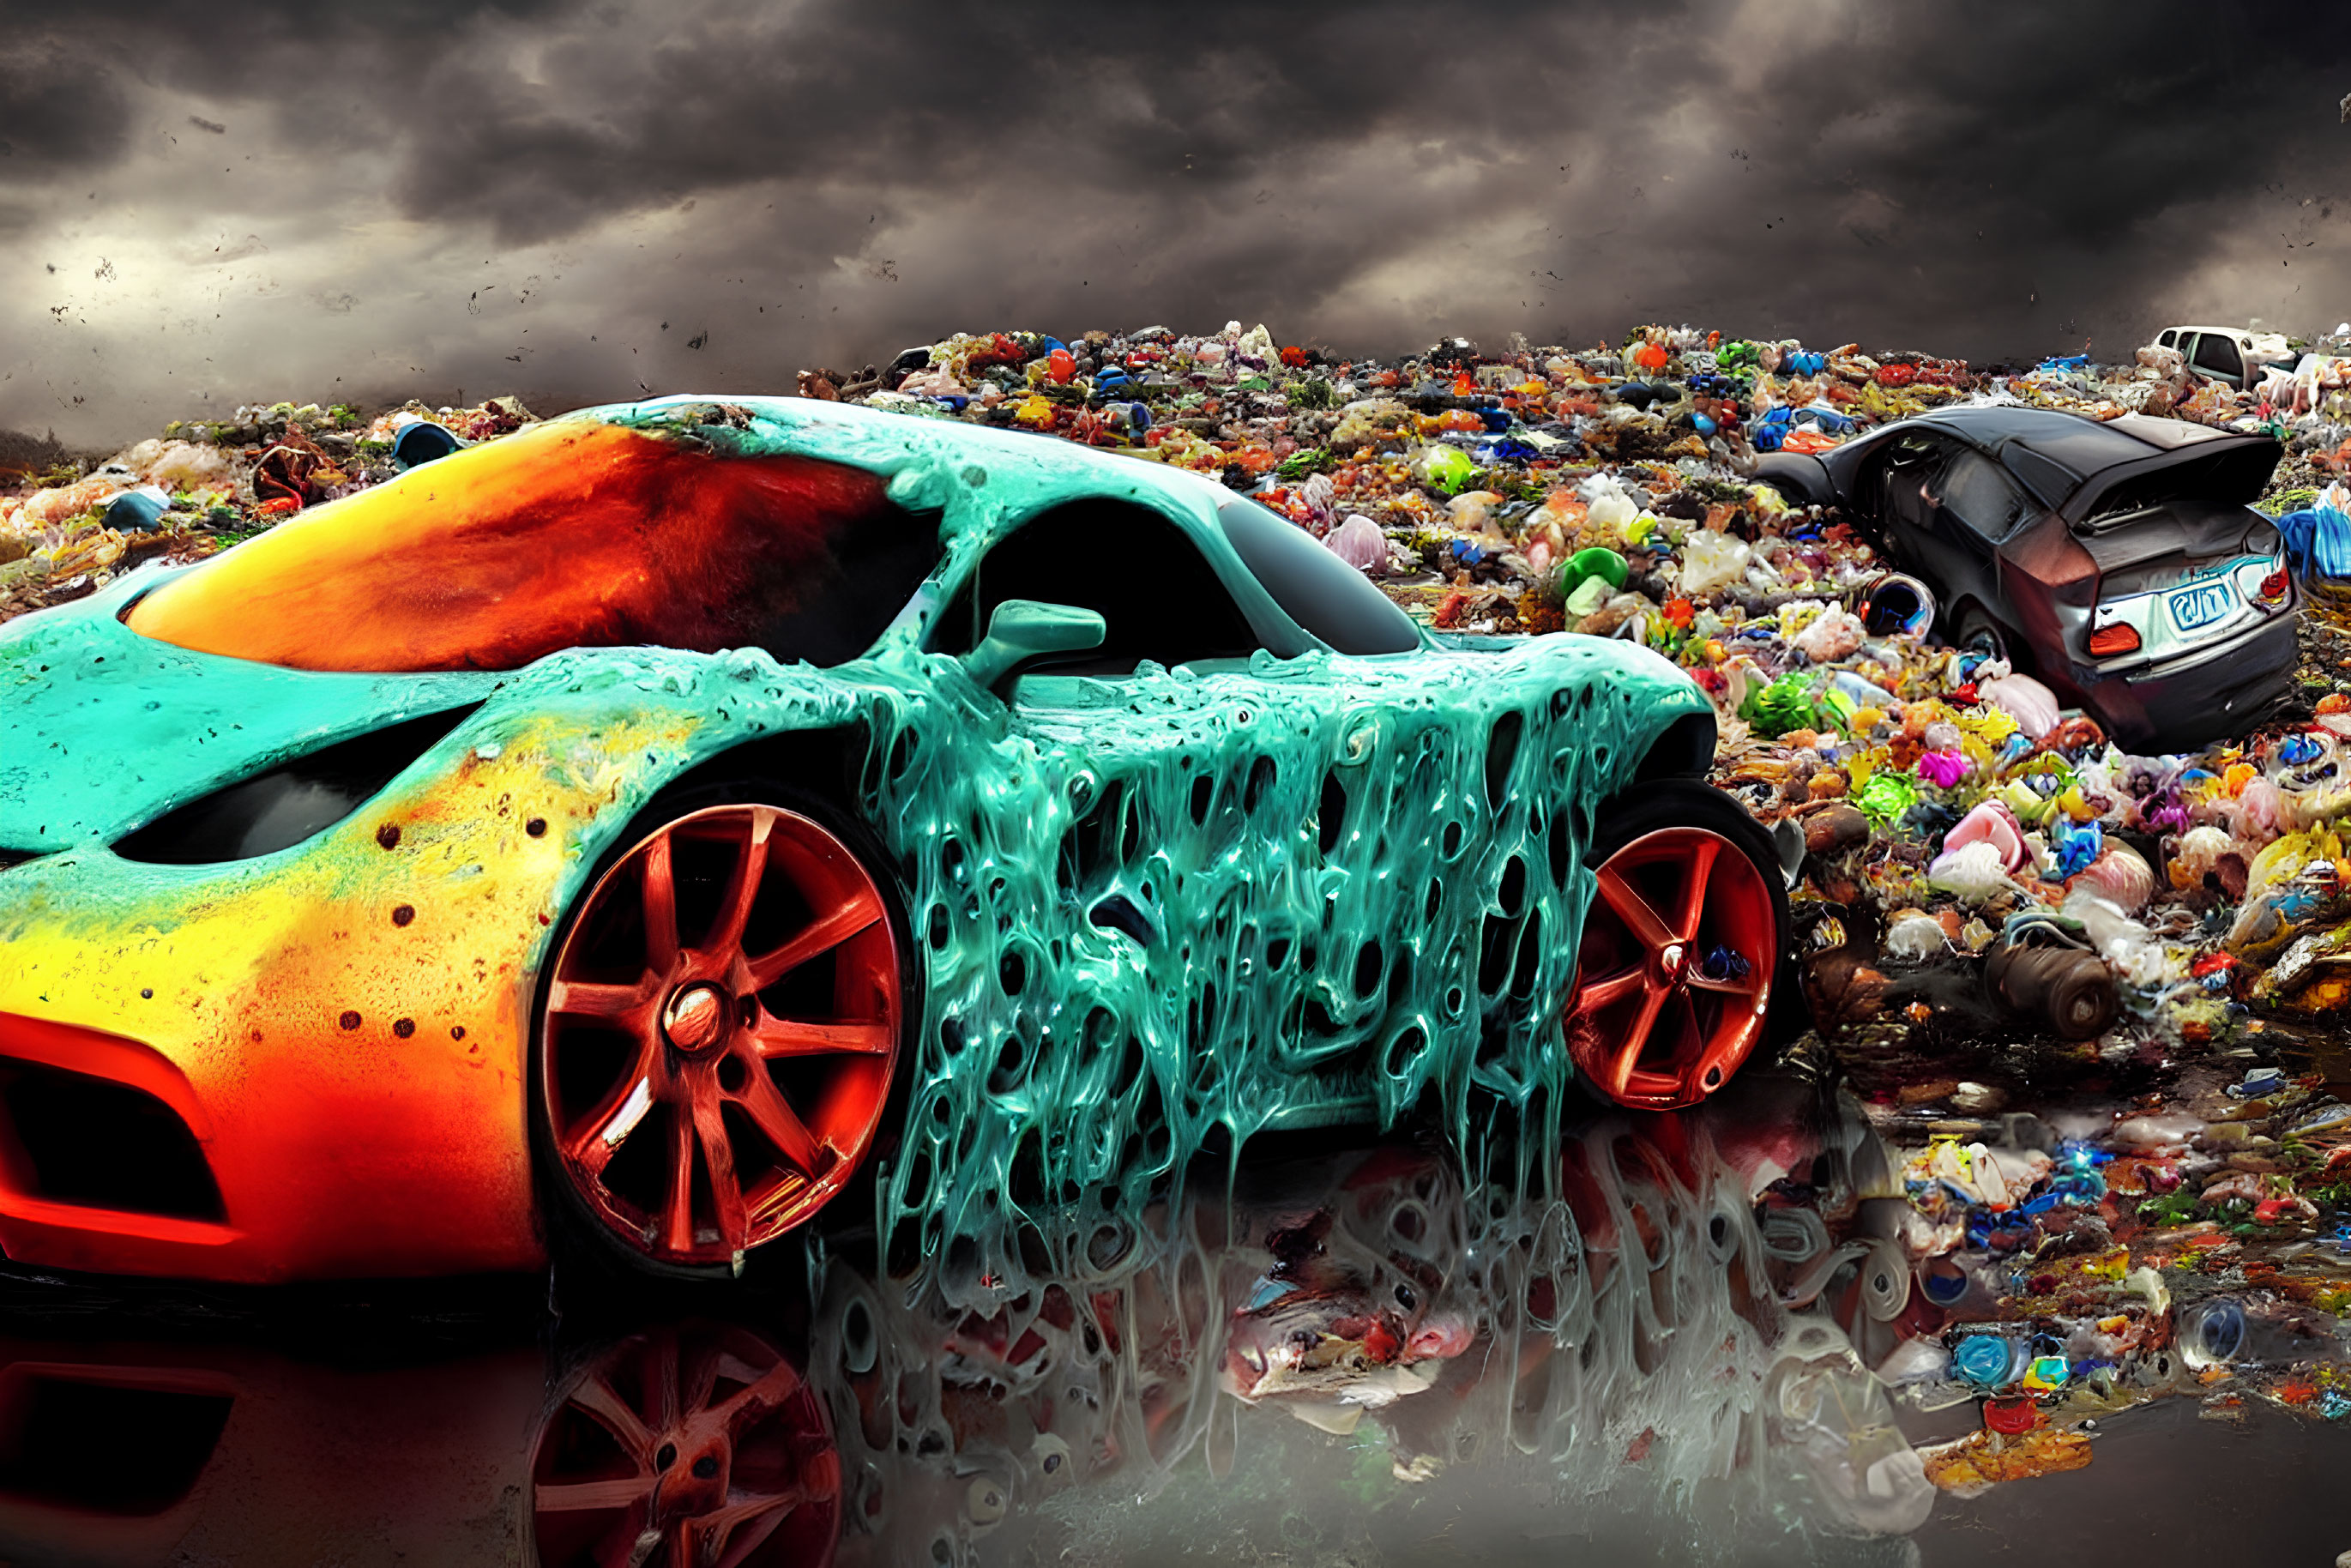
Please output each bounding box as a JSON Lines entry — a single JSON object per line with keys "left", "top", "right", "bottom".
{"left": 924, "top": 497, "right": 1369, "bottom": 1166}
{"left": 1919, "top": 449, "right": 2030, "bottom": 628}
{"left": 1860, "top": 427, "right": 1958, "bottom": 569}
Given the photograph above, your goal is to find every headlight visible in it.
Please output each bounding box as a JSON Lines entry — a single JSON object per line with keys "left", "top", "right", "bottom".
{"left": 113, "top": 704, "right": 479, "bottom": 864}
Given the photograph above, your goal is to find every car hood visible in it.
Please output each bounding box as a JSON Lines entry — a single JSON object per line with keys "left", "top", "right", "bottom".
{"left": 0, "top": 568, "right": 501, "bottom": 853}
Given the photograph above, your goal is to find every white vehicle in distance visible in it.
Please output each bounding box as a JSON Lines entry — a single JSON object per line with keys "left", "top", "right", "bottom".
{"left": 2150, "top": 324, "right": 2296, "bottom": 389}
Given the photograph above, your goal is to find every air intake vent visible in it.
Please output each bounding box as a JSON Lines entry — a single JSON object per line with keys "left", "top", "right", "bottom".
{"left": 0, "top": 1375, "right": 232, "bottom": 1514}
{"left": 0, "top": 1060, "right": 226, "bottom": 1221}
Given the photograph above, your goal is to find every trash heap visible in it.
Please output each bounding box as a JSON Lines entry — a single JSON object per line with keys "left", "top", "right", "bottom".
{"left": 0, "top": 396, "right": 533, "bottom": 621}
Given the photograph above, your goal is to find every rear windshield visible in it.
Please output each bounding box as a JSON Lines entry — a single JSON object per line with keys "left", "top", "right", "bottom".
{"left": 125, "top": 419, "right": 941, "bottom": 672}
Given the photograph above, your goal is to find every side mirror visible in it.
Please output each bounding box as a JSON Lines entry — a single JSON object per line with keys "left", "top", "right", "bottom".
{"left": 961, "top": 599, "right": 1106, "bottom": 692}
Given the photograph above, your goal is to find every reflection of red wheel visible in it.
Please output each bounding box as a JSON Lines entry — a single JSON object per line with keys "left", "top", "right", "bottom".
{"left": 537, "top": 798, "right": 904, "bottom": 1270}
{"left": 532, "top": 1323, "right": 840, "bottom": 1568}
{"left": 1566, "top": 783, "right": 1784, "bottom": 1111}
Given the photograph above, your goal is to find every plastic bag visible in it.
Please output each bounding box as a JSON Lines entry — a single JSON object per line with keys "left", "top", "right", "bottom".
{"left": 1680, "top": 530, "right": 1751, "bottom": 595}
{"left": 1884, "top": 911, "right": 1954, "bottom": 958}
{"left": 1929, "top": 841, "right": 2019, "bottom": 902}
{"left": 1323, "top": 513, "right": 1387, "bottom": 573}
{"left": 2276, "top": 480, "right": 2351, "bottom": 580}
{"left": 1944, "top": 800, "right": 2028, "bottom": 871}
{"left": 1579, "top": 475, "right": 1641, "bottom": 534}
{"left": 1977, "top": 672, "right": 2059, "bottom": 740}
{"left": 1790, "top": 606, "right": 1866, "bottom": 662}
{"left": 2066, "top": 843, "right": 2154, "bottom": 914}
{"left": 2061, "top": 889, "right": 2173, "bottom": 989}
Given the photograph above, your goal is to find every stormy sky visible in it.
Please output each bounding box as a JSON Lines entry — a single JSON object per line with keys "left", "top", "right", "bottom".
{"left": 2, "top": 0, "right": 2347, "bottom": 449}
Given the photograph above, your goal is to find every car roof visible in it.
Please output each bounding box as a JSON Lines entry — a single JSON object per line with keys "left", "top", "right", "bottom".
{"left": 1885, "top": 404, "right": 2278, "bottom": 521}
{"left": 1913, "top": 405, "right": 2159, "bottom": 473}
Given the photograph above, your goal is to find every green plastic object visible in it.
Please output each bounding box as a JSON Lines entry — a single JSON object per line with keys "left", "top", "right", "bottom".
{"left": 1853, "top": 769, "right": 1919, "bottom": 825}
{"left": 0, "top": 395, "right": 1719, "bottom": 1281}
{"left": 1420, "top": 444, "right": 1479, "bottom": 495}
{"left": 1744, "top": 673, "right": 1822, "bottom": 739}
{"left": 1560, "top": 546, "right": 1629, "bottom": 596}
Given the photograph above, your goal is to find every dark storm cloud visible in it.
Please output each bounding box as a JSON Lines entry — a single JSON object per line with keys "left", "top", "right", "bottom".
{"left": 0, "top": 39, "right": 130, "bottom": 171}
{"left": 2, "top": 1, "right": 2348, "bottom": 443}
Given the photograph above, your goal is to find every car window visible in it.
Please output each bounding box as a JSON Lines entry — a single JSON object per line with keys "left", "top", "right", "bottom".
{"left": 2156, "top": 329, "right": 2177, "bottom": 348}
{"left": 1215, "top": 497, "right": 1420, "bottom": 654}
{"left": 929, "top": 499, "right": 1263, "bottom": 675}
{"left": 124, "top": 419, "right": 943, "bottom": 672}
{"left": 1932, "top": 451, "right": 2034, "bottom": 541}
{"left": 1866, "top": 429, "right": 1954, "bottom": 513}
{"left": 2191, "top": 333, "right": 2244, "bottom": 380}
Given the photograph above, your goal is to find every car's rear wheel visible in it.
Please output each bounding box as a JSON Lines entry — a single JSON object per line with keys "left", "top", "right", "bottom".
{"left": 533, "top": 787, "right": 908, "bottom": 1278}
{"left": 1564, "top": 781, "right": 1791, "bottom": 1111}
{"left": 1951, "top": 602, "right": 2026, "bottom": 672}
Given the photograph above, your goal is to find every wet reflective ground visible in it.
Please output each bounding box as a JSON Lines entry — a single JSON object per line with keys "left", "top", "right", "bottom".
{"left": 0, "top": 1064, "right": 2345, "bottom": 1568}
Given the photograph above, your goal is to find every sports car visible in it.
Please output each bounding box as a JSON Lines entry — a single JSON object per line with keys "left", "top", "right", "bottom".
{"left": 0, "top": 395, "right": 1791, "bottom": 1282}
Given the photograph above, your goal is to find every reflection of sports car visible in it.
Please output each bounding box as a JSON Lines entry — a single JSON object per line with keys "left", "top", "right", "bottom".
{"left": 0, "top": 1078, "right": 1933, "bottom": 1568}
{"left": 0, "top": 396, "right": 1789, "bottom": 1282}
{"left": 0, "top": 1318, "right": 839, "bottom": 1568}
{"left": 1759, "top": 406, "right": 2295, "bottom": 751}
{"left": 810, "top": 1074, "right": 1937, "bottom": 1561}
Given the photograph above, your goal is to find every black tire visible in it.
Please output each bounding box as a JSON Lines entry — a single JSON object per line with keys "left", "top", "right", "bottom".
{"left": 529, "top": 779, "right": 918, "bottom": 1288}
{"left": 1573, "top": 778, "right": 1804, "bottom": 1104}
{"left": 1950, "top": 601, "right": 2028, "bottom": 674}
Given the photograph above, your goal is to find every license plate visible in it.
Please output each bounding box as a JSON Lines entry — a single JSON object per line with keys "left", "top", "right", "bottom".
{"left": 2168, "top": 580, "right": 2235, "bottom": 633}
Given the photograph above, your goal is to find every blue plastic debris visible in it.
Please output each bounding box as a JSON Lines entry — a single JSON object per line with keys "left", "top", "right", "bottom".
{"left": 103, "top": 485, "right": 172, "bottom": 533}
{"left": 1953, "top": 1334, "right": 2016, "bottom": 1388}
{"left": 2228, "top": 1065, "right": 2290, "bottom": 1099}
{"left": 2276, "top": 503, "right": 2351, "bottom": 581}
{"left": 2051, "top": 817, "right": 2102, "bottom": 879}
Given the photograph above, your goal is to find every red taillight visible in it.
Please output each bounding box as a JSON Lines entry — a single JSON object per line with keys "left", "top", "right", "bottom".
{"left": 2089, "top": 623, "right": 2141, "bottom": 658}
{"left": 2259, "top": 570, "right": 2288, "bottom": 602}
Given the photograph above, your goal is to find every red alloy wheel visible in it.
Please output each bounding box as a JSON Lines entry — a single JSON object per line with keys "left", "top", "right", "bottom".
{"left": 1565, "top": 825, "right": 1775, "bottom": 1111}
{"left": 531, "top": 1323, "right": 841, "bottom": 1568}
{"left": 541, "top": 804, "right": 902, "bottom": 1268}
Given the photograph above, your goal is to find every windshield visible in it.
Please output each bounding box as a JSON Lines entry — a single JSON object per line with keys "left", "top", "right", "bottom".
{"left": 124, "top": 419, "right": 941, "bottom": 672}
{"left": 1215, "top": 497, "right": 1420, "bottom": 654}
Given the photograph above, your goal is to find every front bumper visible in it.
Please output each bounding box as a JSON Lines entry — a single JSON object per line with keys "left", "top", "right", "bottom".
{"left": 0, "top": 746, "right": 581, "bottom": 1282}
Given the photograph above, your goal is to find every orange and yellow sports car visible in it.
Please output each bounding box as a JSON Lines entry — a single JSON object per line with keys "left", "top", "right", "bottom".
{"left": 0, "top": 396, "right": 1790, "bottom": 1282}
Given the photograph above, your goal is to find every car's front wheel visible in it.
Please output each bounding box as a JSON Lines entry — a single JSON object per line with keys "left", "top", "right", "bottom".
{"left": 533, "top": 787, "right": 909, "bottom": 1277}
{"left": 1563, "top": 780, "right": 1792, "bottom": 1110}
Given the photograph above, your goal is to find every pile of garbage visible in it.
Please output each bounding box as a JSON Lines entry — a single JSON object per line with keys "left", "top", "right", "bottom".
{"left": 0, "top": 396, "right": 533, "bottom": 621}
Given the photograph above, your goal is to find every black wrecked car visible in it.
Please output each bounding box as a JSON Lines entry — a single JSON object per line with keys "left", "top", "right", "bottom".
{"left": 1758, "top": 407, "right": 2297, "bottom": 751}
